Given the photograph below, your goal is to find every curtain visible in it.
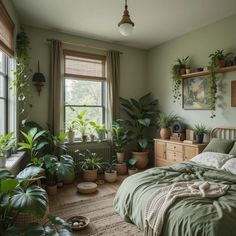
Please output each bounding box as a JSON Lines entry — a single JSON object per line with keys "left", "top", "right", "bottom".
{"left": 107, "top": 51, "right": 120, "bottom": 130}
{"left": 48, "top": 40, "right": 63, "bottom": 135}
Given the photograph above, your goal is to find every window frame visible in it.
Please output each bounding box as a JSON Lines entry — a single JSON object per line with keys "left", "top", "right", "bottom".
{"left": 63, "top": 50, "right": 107, "bottom": 138}
{"left": 0, "top": 52, "right": 9, "bottom": 135}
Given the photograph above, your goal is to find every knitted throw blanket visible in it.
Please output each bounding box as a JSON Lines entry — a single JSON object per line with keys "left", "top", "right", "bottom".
{"left": 144, "top": 181, "right": 229, "bottom": 236}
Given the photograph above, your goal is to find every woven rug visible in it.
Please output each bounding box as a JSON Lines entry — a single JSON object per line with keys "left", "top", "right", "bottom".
{"left": 50, "top": 193, "right": 142, "bottom": 236}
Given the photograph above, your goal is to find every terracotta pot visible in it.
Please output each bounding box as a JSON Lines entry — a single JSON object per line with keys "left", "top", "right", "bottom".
{"left": 0, "top": 156, "right": 6, "bottom": 168}
{"left": 46, "top": 185, "right": 57, "bottom": 195}
{"left": 128, "top": 168, "right": 138, "bottom": 176}
{"left": 104, "top": 170, "right": 117, "bottom": 183}
{"left": 116, "top": 152, "right": 125, "bottom": 164}
{"left": 160, "top": 128, "right": 171, "bottom": 140}
{"left": 67, "top": 131, "right": 75, "bottom": 143}
{"left": 83, "top": 169, "right": 98, "bottom": 182}
{"left": 132, "top": 151, "right": 149, "bottom": 169}
{"left": 115, "top": 163, "right": 127, "bottom": 175}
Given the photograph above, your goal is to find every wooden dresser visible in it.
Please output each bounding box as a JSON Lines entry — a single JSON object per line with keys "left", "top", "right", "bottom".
{"left": 154, "top": 139, "right": 207, "bottom": 167}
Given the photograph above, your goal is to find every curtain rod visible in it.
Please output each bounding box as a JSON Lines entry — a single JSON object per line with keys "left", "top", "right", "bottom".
{"left": 46, "top": 38, "right": 123, "bottom": 54}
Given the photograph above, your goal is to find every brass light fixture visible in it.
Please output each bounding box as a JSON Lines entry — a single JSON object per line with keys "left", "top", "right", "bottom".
{"left": 32, "top": 61, "right": 46, "bottom": 96}
{"left": 118, "top": 0, "right": 134, "bottom": 36}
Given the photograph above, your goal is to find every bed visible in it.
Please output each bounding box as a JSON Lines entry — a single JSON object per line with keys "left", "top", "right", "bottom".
{"left": 114, "top": 127, "right": 236, "bottom": 236}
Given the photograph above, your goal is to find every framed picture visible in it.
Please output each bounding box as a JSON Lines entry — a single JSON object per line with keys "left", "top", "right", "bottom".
{"left": 183, "top": 76, "right": 210, "bottom": 110}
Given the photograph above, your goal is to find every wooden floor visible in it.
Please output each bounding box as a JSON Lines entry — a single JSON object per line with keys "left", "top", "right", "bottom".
{"left": 49, "top": 175, "right": 127, "bottom": 208}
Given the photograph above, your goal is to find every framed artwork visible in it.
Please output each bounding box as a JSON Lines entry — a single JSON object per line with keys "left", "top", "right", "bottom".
{"left": 232, "top": 80, "right": 236, "bottom": 107}
{"left": 183, "top": 76, "right": 210, "bottom": 110}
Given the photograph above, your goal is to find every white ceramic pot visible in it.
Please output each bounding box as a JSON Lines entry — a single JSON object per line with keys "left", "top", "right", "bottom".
{"left": 67, "top": 131, "right": 75, "bottom": 143}
{"left": 128, "top": 168, "right": 138, "bottom": 176}
{"left": 104, "top": 170, "right": 117, "bottom": 183}
{"left": 0, "top": 156, "right": 6, "bottom": 168}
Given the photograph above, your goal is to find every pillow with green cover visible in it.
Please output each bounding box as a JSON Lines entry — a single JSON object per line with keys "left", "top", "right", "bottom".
{"left": 229, "top": 142, "right": 236, "bottom": 155}
{"left": 203, "top": 138, "right": 234, "bottom": 154}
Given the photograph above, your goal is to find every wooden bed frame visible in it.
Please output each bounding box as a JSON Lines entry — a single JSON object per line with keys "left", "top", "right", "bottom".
{"left": 211, "top": 127, "right": 236, "bottom": 140}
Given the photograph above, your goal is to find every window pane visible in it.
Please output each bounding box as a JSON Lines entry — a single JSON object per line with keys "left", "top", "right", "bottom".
{"left": 0, "top": 99, "right": 6, "bottom": 135}
{"left": 65, "top": 55, "right": 104, "bottom": 77}
{"left": 0, "top": 75, "right": 6, "bottom": 98}
{"left": 65, "top": 79, "right": 102, "bottom": 106}
{"left": 65, "top": 106, "right": 103, "bottom": 137}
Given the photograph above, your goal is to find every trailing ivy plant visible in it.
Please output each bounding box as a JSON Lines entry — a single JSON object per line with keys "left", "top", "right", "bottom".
{"left": 208, "top": 49, "right": 233, "bottom": 118}
{"left": 10, "top": 29, "right": 32, "bottom": 127}
{"left": 171, "top": 56, "right": 189, "bottom": 103}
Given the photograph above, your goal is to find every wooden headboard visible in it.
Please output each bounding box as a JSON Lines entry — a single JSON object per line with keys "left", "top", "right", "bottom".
{"left": 211, "top": 127, "right": 236, "bottom": 140}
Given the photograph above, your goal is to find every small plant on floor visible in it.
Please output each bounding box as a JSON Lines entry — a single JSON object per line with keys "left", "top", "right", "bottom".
{"left": 128, "top": 158, "right": 138, "bottom": 175}
{"left": 104, "top": 159, "right": 117, "bottom": 183}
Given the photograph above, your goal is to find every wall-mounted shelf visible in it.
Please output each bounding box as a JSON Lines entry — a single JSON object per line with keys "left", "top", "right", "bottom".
{"left": 181, "top": 65, "right": 236, "bottom": 79}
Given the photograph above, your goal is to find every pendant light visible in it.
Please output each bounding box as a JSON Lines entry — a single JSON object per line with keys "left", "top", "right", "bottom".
{"left": 118, "top": 0, "right": 134, "bottom": 36}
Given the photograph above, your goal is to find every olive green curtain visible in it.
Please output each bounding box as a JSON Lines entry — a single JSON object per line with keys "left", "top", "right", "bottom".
{"left": 107, "top": 50, "right": 120, "bottom": 128}
{"left": 48, "top": 40, "right": 64, "bottom": 135}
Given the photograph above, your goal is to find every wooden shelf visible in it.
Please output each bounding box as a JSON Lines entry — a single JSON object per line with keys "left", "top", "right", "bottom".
{"left": 181, "top": 65, "right": 236, "bottom": 79}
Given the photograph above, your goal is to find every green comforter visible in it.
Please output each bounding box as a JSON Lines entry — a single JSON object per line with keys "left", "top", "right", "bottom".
{"left": 113, "top": 161, "right": 236, "bottom": 236}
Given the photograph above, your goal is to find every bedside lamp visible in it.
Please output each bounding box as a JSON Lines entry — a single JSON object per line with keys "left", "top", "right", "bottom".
{"left": 32, "top": 61, "right": 46, "bottom": 96}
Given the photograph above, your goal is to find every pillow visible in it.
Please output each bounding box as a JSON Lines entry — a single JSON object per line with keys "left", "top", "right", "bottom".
{"left": 191, "top": 152, "right": 234, "bottom": 168}
{"left": 203, "top": 138, "right": 234, "bottom": 154}
{"left": 221, "top": 158, "right": 236, "bottom": 175}
{"left": 229, "top": 142, "right": 236, "bottom": 155}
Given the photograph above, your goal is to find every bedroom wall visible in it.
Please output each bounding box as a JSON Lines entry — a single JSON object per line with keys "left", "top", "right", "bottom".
{"left": 147, "top": 14, "right": 236, "bottom": 129}
{"left": 24, "top": 26, "right": 148, "bottom": 127}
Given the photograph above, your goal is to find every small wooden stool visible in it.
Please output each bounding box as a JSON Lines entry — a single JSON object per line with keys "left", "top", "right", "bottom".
{"left": 77, "top": 182, "right": 98, "bottom": 194}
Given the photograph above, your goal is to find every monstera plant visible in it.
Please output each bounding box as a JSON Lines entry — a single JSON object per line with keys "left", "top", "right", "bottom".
{"left": 120, "top": 93, "right": 159, "bottom": 169}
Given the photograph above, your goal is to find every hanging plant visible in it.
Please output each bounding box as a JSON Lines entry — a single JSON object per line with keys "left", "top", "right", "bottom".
{"left": 171, "top": 56, "right": 189, "bottom": 103}
{"left": 10, "top": 29, "right": 32, "bottom": 127}
{"left": 208, "top": 49, "right": 233, "bottom": 118}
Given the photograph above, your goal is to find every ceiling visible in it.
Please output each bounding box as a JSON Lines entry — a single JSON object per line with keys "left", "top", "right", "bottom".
{"left": 12, "top": 0, "right": 236, "bottom": 49}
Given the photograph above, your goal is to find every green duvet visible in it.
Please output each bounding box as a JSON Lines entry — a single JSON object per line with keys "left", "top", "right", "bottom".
{"left": 113, "top": 161, "right": 236, "bottom": 236}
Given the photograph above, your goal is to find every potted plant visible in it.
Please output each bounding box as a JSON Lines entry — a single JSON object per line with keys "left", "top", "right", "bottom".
{"left": 104, "top": 160, "right": 117, "bottom": 183}
{"left": 76, "top": 111, "right": 91, "bottom": 142}
{"left": 112, "top": 119, "right": 133, "bottom": 164}
{"left": 128, "top": 158, "right": 138, "bottom": 175}
{"left": 0, "top": 132, "right": 15, "bottom": 168}
{"left": 171, "top": 56, "right": 190, "bottom": 103}
{"left": 157, "top": 113, "right": 178, "bottom": 140}
{"left": 0, "top": 168, "right": 72, "bottom": 235}
{"left": 208, "top": 49, "right": 233, "bottom": 118}
{"left": 90, "top": 121, "right": 108, "bottom": 142}
{"left": 193, "top": 123, "right": 208, "bottom": 144}
{"left": 66, "top": 119, "right": 77, "bottom": 143}
{"left": 77, "top": 149, "right": 104, "bottom": 182}
{"left": 120, "top": 93, "right": 159, "bottom": 169}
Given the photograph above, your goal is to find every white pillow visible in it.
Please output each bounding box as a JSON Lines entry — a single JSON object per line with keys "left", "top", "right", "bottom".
{"left": 191, "top": 152, "right": 234, "bottom": 168}
{"left": 221, "top": 158, "right": 236, "bottom": 175}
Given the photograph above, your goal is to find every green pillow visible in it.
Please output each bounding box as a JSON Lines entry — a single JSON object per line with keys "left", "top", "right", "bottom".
{"left": 229, "top": 142, "right": 236, "bottom": 155}
{"left": 203, "top": 138, "right": 234, "bottom": 154}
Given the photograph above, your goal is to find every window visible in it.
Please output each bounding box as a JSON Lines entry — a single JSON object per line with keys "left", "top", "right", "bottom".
{"left": 0, "top": 50, "right": 8, "bottom": 135}
{"left": 64, "top": 50, "right": 106, "bottom": 138}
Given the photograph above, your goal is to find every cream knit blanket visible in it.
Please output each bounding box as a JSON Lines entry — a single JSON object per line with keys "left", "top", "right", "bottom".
{"left": 144, "top": 181, "right": 229, "bottom": 236}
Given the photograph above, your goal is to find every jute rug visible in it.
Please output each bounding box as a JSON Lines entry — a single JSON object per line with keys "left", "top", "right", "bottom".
{"left": 50, "top": 193, "right": 142, "bottom": 236}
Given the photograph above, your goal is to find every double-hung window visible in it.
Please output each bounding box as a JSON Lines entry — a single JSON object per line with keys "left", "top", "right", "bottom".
{"left": 64, "top": 50, "right": 106, "bottom": 138}
{"left": 0, "top": 51, "right": 8, "bottom": 135}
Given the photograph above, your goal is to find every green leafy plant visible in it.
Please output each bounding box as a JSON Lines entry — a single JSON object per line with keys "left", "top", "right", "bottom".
{"left": 18, "top": 128, "right": 48, "bottom": 164}
{"left": 193, "top": 123, "right": 208, "bottom": 135}
{"left": 89, "top": 121, "right": 108, "bottom": 141}
{"left": 208, "top": 49, "right": 233, "bottom": 118}
{"left": 157, "top": 113, "right": 178, "bottom": 128}
{"left": 104, "top": 159, "right": 116, "bottom": 173}
{"left": 76, "top": 149, "right": 104, "bottom": 171}
{"left": 171, "top": 56, "right": 190, "bottom": 103}
{"left": 0, "top": 169, "right": 72, "bottom": 235}
{"left": 112, "top": 119, "right": 133, "bottom": 153}
{"left": 120, "top": 93, "right": 159, "bottom": 152}
{"left": 0, "top": 132, "right": 15, "bottom": 156}
{"left": 128, "top": 158, "right": 137, "bottom": 169}
{"left": 10, "top": 29, "right": 32, "bottom": 127}
{"left": 65, "top": 119, "right": 77, "bottom": 132}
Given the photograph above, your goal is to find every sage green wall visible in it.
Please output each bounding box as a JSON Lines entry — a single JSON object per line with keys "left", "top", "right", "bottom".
{"left": 148, "top": 14, "right": 236, "bottom": 129}
{"left": 24, "top": 26, "right": 148, "bottom": 127}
